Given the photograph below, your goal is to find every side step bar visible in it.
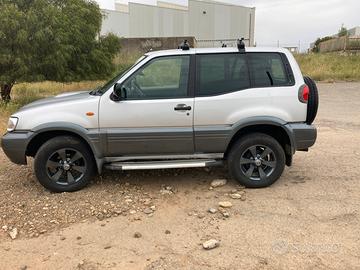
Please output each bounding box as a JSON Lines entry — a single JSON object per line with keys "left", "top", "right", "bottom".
{"left": 104, "top": 159, "right": 223, "bottom": 171}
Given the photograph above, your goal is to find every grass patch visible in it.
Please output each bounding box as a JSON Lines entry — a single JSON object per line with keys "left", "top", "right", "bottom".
{"left": 295, "top": 53, "right": 360, "bottom": 81}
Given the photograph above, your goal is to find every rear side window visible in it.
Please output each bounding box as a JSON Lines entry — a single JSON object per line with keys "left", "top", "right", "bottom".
{"left": 248, "top": 53, "right": 292, "bottom": 87}
{"left": 196, "top": 53, "right": 250, "bottom": 96}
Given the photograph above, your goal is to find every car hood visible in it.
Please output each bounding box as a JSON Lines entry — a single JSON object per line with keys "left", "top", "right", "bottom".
{"left": 18, "top": 90, "right": 92, "bottom": 112}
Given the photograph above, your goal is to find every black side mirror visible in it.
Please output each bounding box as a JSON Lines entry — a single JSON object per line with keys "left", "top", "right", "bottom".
{"left": 111, "top": 83, "right": 127, "bottom": 101}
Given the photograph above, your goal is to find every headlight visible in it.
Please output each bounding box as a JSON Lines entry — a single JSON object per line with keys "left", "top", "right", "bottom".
{"left": 7, "top": 117, "right": 18, "bottom": 132}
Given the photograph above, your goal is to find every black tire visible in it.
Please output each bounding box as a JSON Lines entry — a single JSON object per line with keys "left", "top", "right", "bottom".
{"left": 303, "top": 76, "right": 319, "bottom": 124}
{"left": 228, "top": 133, "right": 285, "bottom": 188}
{"left": 34, "top": 136, "right": 95, "bottom": 192}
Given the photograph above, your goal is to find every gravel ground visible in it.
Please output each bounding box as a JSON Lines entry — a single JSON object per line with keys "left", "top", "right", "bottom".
{"left": 0, "top": 82, "right": 359, "bottom": 269}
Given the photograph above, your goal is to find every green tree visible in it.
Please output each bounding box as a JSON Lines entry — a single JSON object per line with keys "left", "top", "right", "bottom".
{"left": 338, "top": 24, "right": 348, "bottom": 37}
{"left": 0, "top": 0, "right": 120, "bottom": 102}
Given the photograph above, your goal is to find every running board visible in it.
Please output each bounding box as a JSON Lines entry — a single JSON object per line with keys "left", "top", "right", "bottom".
{"left": 104, "top": 159, "right": 223, "bottom": 171}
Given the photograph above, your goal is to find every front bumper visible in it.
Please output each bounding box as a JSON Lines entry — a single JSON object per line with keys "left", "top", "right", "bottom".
{"left": 285, "top": 123, "right": 317, "bottom": 152}
{"left": 1, "top": 131, "right": 34, "bottom": 165}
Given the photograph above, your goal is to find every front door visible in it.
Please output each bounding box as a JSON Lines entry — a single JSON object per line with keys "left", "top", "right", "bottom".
{"left": 99, "top": 55, "right": 194, "bottom": 156}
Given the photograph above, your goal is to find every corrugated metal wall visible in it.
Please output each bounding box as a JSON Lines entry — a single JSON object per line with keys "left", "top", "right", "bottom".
{"left": 101, "top": 0, "right": 255, "bottom": 46}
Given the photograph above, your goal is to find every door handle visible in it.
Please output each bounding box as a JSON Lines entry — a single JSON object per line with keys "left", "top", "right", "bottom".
{"left": 174, "top": 104, "right": 192, "bottom": 111}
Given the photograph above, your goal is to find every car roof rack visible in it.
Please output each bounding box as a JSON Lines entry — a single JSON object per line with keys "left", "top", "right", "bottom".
{"left": 237, "top": 38, "right": 246, "bottom": 53}
{"left": 178, "top": 40, "right": 190, "bottom": 50}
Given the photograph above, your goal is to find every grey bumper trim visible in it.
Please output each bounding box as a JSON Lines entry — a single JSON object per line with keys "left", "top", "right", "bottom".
{"left": 1, "top": 131, "right": 34, "bottom": 165}
{"left": 284, "top": 123, "right": 317, "bottom": 151}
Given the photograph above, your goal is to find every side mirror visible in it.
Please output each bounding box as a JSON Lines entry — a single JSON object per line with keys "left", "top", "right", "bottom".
{"left": 111, "top": 83, "right": 127, "bottom": 101}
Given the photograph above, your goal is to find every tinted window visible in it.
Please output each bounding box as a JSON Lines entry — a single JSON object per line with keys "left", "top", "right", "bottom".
{"left": 248, "top": 53, "right": 291, "bottom": 87}
{"left": 123, "top": 55, "right": 190, "bottom": 99}
{"left": 197, "top": 54, "right": 250, "bottom": 96}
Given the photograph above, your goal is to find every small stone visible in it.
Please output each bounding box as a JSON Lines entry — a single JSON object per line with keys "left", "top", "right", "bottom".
{"left": 208, "top": 208, "right": 217, "bottom": 214}
{"left": 240, "top": 196, "right": 246, "bottom": 201}
{"left": 20, "top": 266, "right": 27, "bottom": 270}
{"left": 198, "top": 213, "right": 206, "bottom": 219}
{"left": 218, "top": 201, "right": 232, "bottom": 208}
{"left": 76, "top": 236, "right": 82, "bottom": 240}
{"left": 230, "top": 193, "right": 242, "bottom": 199}
{"left": 134, "top": 232, "right": 142, "bottom": 238}
{"left": 150, "top": 205, "right": 156, "bottom": 211}
{"left": 210, "top": 179, "right": 227, "bottom": 188}
{"left": 60, "top": 236, "right": 66, "bottom": 241}
{"left": 165, "top": 230, "right": 171, "bottom": 234}
{"left": 143, "top": 208, "right": 153, "bottom": 214}
{"left": 222, "top": 212, "right": 230, "bottom": 218}
{"left": 129, "top": 210, "right": 137, "bottom": 215}
{"left": 202, "top": 239, "right": 220, "bottom": 250}
{"left": 9, "top": 228, "right": 18, "bottom": 240}
{"left": 2, "top": 225, "right": 8, "bottom": 231}
{"left": 104, "top": 245, "right": 112, "bottom": 249}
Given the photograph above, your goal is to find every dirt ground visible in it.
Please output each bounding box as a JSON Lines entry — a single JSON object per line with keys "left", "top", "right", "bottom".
{"left": 0, "top": 82, "right": 359, "bottom": 270}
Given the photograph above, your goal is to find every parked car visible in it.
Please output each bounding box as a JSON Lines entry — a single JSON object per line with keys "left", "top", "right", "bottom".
{"left": 1, "top": 42, "right": 318, "bottom": 192}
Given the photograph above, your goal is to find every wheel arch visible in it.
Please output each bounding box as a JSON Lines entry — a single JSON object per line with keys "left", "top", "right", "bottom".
{"left": 225, "top": 117, "right": 294, "bottom": 166}
{"left": 26, "top": 123, "right": 103, "bottom": 173}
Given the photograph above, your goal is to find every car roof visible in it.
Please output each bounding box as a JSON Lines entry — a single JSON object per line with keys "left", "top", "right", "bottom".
{"left": 145, "top": 47, "right": 290, "bottom": 57}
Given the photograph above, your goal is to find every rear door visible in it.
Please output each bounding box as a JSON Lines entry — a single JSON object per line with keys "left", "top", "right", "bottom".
{"left": 99, "top": 55, "right": 195, "bottom": 156}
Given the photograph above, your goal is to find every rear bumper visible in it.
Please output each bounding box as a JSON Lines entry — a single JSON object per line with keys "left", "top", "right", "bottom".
{"left": 1, "top": 131, "right": 34, "bottom": 165}
{"left": 285, "top": 123, "right": 317, "bottom": 152}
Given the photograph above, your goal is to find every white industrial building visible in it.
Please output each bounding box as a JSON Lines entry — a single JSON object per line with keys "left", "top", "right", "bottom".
{"left": 100, "top": 0, "right": 256, "bottom": 47}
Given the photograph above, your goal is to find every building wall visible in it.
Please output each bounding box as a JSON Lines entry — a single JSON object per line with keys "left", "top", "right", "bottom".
{"left": 188, "top": 0, "right": 255, "bottom": 44}
{"left": 348, "top": 26, "right": 360, "bottom": 37}
{"left": 101, "top": 9, "right": 129, "bottom": 37}
{"left": 102, "top": 0, "right": 255, "bottom": 46}
{"left": 129, "top": 3, "right": 189, "bottom": 38}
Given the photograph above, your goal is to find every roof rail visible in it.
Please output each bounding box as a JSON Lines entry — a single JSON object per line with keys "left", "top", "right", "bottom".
{"left": 178, "top": 40, "right": 190, "bottom": 51}
{"left": 237, "top": 38, "right": 246, "bottom": 53}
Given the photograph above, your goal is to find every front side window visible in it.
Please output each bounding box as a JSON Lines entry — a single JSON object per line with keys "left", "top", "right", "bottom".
{"left": 122, "top": 55, "right": 190, "bottom": 100}
{"left": 197, "top": 53, "right": 250, "bottom": 96}
{"left": 248, "top": 53, "right": 291, "bottom": 87}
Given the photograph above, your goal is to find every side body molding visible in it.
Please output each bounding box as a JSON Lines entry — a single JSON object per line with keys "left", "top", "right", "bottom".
{"left": 194, "top": 116, "right": 295, "bottom": 154}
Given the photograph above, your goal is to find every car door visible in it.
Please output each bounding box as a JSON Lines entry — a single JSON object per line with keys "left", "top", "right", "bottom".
{"left": 99, "top": 55, "right": 194, "bottom": 156}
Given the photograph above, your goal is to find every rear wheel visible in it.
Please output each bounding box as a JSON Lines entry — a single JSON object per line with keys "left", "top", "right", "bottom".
{"left": 34, "top": 136, "right": 95, "bottom": 192}
{"left": 228, "top": 133, "right": 285, "bottom": 188}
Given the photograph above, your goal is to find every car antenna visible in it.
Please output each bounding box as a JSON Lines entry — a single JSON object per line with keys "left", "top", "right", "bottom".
{"left": 178, "top": 40, "right": 190, "bottom": 50}
{"left": 237, "top": 38, "right": 246, "bottom": 53}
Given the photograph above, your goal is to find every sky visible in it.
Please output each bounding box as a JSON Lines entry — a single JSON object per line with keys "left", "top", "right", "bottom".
{"left": 96, "top": 0, "right": 360, "bottom": 50}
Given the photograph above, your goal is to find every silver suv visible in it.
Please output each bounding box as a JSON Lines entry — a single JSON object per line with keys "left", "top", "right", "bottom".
{"left": 1, "top": 44, "right": 318, "bottom": 192}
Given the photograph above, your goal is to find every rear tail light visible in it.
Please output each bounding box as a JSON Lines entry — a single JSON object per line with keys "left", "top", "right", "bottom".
{"left": 299, "top": 84, "right": 309, "bottom": 103}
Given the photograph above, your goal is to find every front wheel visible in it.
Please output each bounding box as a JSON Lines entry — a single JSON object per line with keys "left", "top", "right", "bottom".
{"left": 228, "top": 133, "right": 285, "bottom": 188}
{"left": 34, "top": 136, "right": 96, "bottom": 192}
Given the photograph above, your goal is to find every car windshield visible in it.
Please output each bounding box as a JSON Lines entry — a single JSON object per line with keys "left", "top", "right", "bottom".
{"left": 90, "top": 55, "right": 147, "bottom": 95}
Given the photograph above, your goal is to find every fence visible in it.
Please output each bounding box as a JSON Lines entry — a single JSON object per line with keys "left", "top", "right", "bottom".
{"left": 319, "top": 36, "right": 360, "bottom": 52}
